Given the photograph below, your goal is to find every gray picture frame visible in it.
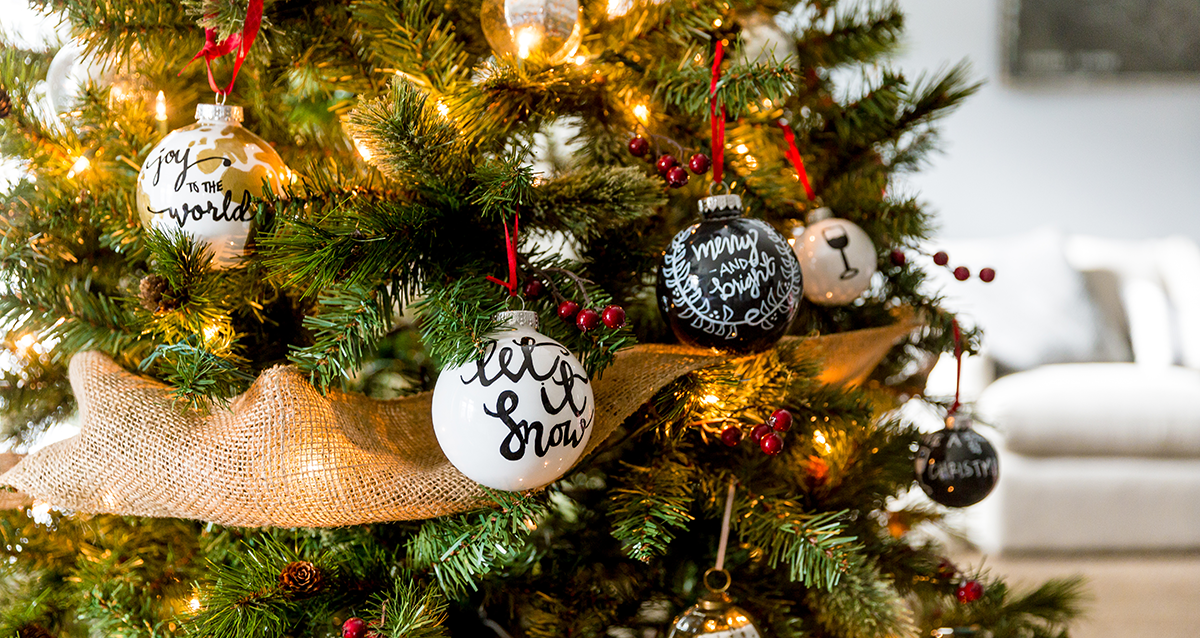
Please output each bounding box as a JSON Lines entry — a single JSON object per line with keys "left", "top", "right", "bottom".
{"left": 1005, "top": 0, "right": 1200, "bottom": 78}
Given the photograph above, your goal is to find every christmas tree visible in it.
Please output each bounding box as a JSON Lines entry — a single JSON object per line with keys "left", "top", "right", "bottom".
{"left": 0, "top": 1, "right": 1085, "bottom": 637}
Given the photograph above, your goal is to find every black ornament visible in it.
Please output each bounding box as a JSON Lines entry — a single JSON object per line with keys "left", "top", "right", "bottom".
{"left": 915, "top": 416, "right": 999, "bottom": 508}
{"left": 657, "top": 193, "right": 803, "bottom": 353}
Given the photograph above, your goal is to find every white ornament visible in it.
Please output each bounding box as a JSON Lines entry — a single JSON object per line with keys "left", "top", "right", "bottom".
{"left": 45, "top": 40, "right": 113, "bottom": 114}
{"left": 793, "top": 208, "right": 877, "bottom": 306}
{"left": 432, "top": 310, "right": 595, "bottom": 491}
{"left": 136, "top": 104, "right": 289, "bottom": 268}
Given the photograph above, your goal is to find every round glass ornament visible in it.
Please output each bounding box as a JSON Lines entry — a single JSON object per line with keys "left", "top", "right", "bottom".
{"left": 657, "top": 192, "right": 803, "bottom": 353}
{"left": 793, "top": 207, "right": 877, "bottom": 306}
{"left": 914, "top": 415, "right": 1000, "bottom": 508}
{"left": 136, "top": 104, "right": 289, "bottom": 267}
{"left": 480, "top": 0, "right": 582, "bottom": 63}
{"left": 431, "top": 311, "right": 594, "bottom": 491}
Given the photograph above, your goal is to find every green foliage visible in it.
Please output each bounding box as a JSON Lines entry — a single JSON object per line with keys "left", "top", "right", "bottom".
{"left": 0, "top": 0, "right": 1088, "bottom": 636}
{"left": 407, "top": 490, "right": 549, "bottom": 598}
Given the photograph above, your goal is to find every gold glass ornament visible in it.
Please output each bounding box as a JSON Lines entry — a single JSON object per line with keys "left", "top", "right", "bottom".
{"left": 667, "top": 569, "right": 763, "bottom": 638}
{"left": 480, "top": 0, "right": 582, "bottom": 63}
{"left": 136, "top": 103, "right": 290, "bottom": 268}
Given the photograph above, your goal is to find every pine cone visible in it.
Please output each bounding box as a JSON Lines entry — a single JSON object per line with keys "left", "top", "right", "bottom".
{"left": 0, "top": 88, "right": 11, "bottom": 119}
{"left": 138, "top": 274, "right": 178, "bottom": 312}
{"left": 18, "top": 624, "right": 55, "bottom": 638}
{"left": 279, "top": 560, "right": 324, "bottom": 597}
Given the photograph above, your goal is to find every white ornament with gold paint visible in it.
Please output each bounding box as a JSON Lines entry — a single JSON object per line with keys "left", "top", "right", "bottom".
{"left": 136, "top": 103, "right": 290, "bottom": 268}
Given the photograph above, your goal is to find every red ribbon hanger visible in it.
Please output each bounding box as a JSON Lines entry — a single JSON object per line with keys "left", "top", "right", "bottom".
{"left": 778, "top": 121, "right": 816, "bottom": 202}
{"left": 949, "top": 317, "right": 963, "bottom": 416}
{"left": 486, "top": 212, "right": 521, "bottom": 297}
{"left": 710, "top": 40, "right": 726, "bottom": 185}
{"left": 181, "top": 0, "right": 265, "bottom": 96}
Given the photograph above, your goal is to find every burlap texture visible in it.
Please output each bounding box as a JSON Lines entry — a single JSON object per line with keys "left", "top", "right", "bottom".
{"left": 0, "top": 453, "right": 31, "bottom": 510}
{"left": 0, "top": 318, "right": 916, "bottom": 527}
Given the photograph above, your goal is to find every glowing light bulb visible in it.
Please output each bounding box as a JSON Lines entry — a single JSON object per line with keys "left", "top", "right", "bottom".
{"left": 155, "top": 90, "right": 167, "bottom": 122}
{"left": 735, "top": 144, "right": 749, "bottom": 154}
{"left": 436, "top": 100, "right": 450, "bottom": 118}
{"left": 353, "top": 138, "right": 373, "bottom": 162}
{"left": 516, "top": 26, "right": 543, "bottom": 59}
{"left": 188, "top": 596, "right": 201, "bottom": 612}
{"left": 14, "top": 333, "right": 36, "bottom": 355}
{"left": 713, "top": 18, "right": 723, "bottom": 27}
{"left": 573, "top": 55, "right": 586, "bottom": 65}
{"left": 202, "top": 323, "right": 221, "bottom": 341}
{"left": 606, "top": 0, "right": 633, "bottom": 17}
{"left": 67, "top": 155, "right": 90, "bottom": 178}
{"left": 632, "top": 103, "right": 650, "bottom": 124}
{"left": 702, "top": 394, "right": 720, "bottom": 405}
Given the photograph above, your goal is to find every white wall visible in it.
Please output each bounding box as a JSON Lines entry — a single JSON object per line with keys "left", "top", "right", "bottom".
{"left": 893, "top": 0, "right": 1200, "bottom": 242}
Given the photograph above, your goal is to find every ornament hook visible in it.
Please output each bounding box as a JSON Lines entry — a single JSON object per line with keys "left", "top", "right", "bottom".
{"left": 703, "top": 567, "right": 732, "bottom": 593}
{"left": 707, "top": 181, "right": 731, "bottom": 197}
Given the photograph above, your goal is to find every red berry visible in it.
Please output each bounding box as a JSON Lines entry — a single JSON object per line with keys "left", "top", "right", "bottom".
{"left": 576, "top": 308, "right": 602, "bottom": 332}
{"left": 956, "top": 580, "right": 984, "bottom": 603}
{"left": 666, "top": 166, "right": 689, "bottom": 188}
{"left": 979, "top": 267, "right": 996, "bottom": 283}
{"left": 954, "top": 266, "right": 970, "bottom": 281}
{"left": 656, "top": 154, "right": 678, "bottom": 175}
{"left": 933, "top": 251, "right": 949, "bottom": 266}
{"left": 523, "top": 279, "right": 544, "bottom": 298}
{"left": 769, "top": 408, "right": 792, "bottom": 432}
{"left": 890, "top": 249, "right": 906, "bottom": 266}
{"left": 628, "top": 136, "right": 649, "bottom": 157}
{"left": 557, "top": 300, "right": 581, "bottom": 322}
{"left": 601, "top": 304, "right": 626, "bottom": 329}
{"left": 750, "top": 423, "right": 773, "bottom": 444}
{"left": 760, "top": 432, "right": 784, "bottom": 455}
{"left": 688, "top": 153, "right": 710, "bottom": 174}
{"left": 720, "top": 426, "right": 743, "bottom": 447}
{"left": 343, "top": 618, "right": 368, "bottom": 638}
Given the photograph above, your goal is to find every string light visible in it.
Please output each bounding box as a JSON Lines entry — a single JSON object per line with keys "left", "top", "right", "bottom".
{"left": 813, "top": 430, "right": 832, "bottom": 454}
{"left": 436, "top": 100, "right": 450, "bottom": 118}
{"left": 516, "top": 26, "right": 542, "bottom": 59}
{"left": 353, "top": 138, "right": 373, "bottom": 162}
{"left": 573, "top": 55, "right": 586, "bottom": 65}
{"left": 155, "top": 91, "right": 167, "bottom": 122}
{"left": 713, "top": 18, "right": 723, "bottom": 27}
{"left": 67, "top": 155, "right": 90, "bottom": 178}
{"left": 632, "top": 104, "right": 650, "bottom": 124}
{"left": 735, "top": 144, "right": 748, "bottom": 154}
{"left": 702, "top": 394, "right": 720, "bottom": 405}
{"left": 14, "top": 333, "right": 36, "bottom": 356}
{"left": 202, "top": 322, "right": 222, "bottom": 341}
{"left": 606, "top": 0, "right": 634, "bottom": 18}
{"left": 188, "top": 596, "right": 202, "bottom": 612}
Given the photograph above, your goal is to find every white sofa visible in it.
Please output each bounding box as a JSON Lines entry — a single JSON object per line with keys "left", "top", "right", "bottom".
{"left": 917, "top": 229, "right": 1200, "bottom": 553}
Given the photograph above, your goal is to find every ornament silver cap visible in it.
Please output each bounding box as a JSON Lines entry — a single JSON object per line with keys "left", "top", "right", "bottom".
{"left": 698, "top": 193, "right": 744, "bottom": 220}
{"left": 194, "top": 103, "right": 244, "bottom": 123}
{"left": 805, "top": 206, "right": 833, "bottom": 224}
{"left": 495, "top": 310, "right": 539, "bottom": 330}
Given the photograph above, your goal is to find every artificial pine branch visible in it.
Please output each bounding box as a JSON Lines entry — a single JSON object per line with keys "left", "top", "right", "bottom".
{"left": 365, "top": 578, "right": 450, "bottom": 638}
{"left": 792, "top": 3, "right": 905, "bottom": 70}
{"left": 411, "top": 277, "right": 508, "bottom": 369}
{"left": 345, "top": 78, "right": 472, "bottom": 189}
{"left": 733, "top": 496, "right": 858, "bottom": 590}
{"left": 806, "top": 559, "right": 918, "bottom": 638}
{"left": 407, "top": 490, "right": 549, "bottom": 598}
{"left": 526, "top": 166, "right": 665, "bottom": 242}
{"left": 351, "top": 0, "right": 474, "bottom": 93}
{"left": 655, "top": 57, "right": 798, "bottom": 119}
{"left": 288, "top": 282, "right": 394, "bottom": 391}
{"left": 607, "top": 452, "right": 698, "bottom": 562}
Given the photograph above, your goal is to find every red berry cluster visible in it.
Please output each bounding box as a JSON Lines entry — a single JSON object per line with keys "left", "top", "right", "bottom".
{"left": 628, "top": 136, "right": 710, "bottom": 189}
{"left": 956, "top": 579, "right": 984, "bottom": 603}
{"left": 720, "top": 408, "right": 792, "bottom": 455}
{"left": 558, "top": 300, "right": 626, "bottom": 332}
{"left": 891, "top": 249, "right": 995, "bottom": 284}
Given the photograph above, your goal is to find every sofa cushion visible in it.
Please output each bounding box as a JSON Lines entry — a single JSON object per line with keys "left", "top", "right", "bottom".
{"left": 976, "top": 363, "right": 1200, "bottom": 457}
{"left": 925, "top": 228, "right": 1131, "bottom": 372}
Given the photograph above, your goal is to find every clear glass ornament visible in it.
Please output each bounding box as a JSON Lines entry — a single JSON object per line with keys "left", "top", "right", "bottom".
{"left": 480, "top": 0, "right": 582, "bottom": 63}
{"left": 668, "top": 569, "right": 763, "bottom": 638}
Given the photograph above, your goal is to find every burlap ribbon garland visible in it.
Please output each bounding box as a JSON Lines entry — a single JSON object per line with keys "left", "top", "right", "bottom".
{"left": 0, "top": 319, "right": 916, "bottom": 527}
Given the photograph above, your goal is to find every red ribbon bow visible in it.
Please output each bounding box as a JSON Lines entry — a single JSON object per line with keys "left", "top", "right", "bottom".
{"left": 181, "top": 0, "right": 264, "bottom": 96}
